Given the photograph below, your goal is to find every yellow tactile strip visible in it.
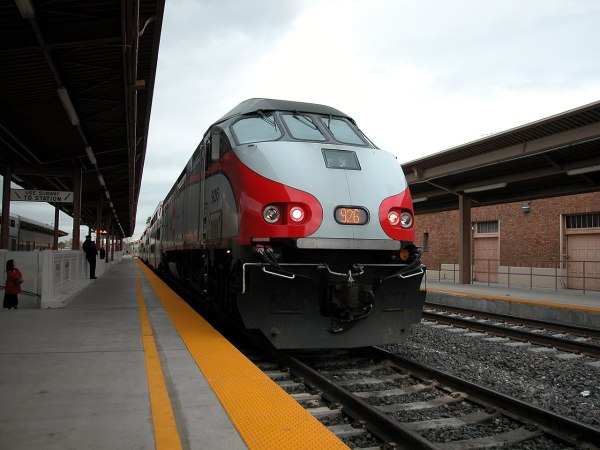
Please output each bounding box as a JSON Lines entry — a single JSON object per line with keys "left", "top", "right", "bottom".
{"left": 135, "top": 272, "right": 183, "bottom": 450}
{"left": 137, "top": 260, "right": 348, "bottom": 450}
{"left": 428, "top": 288, "right": 600, "bottom": 314}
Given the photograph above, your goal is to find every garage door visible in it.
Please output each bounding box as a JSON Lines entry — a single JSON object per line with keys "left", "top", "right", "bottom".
{"left": 567, "top": 233, "right": 600, "bottom": 290}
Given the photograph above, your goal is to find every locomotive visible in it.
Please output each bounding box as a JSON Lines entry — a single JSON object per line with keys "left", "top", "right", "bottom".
{"left": 140, "top": 98, "right": 425, "bottom": 348}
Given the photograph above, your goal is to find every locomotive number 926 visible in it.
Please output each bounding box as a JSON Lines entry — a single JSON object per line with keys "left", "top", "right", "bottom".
{"left": 139, "top": 98, "right": 425, "bottom": 349}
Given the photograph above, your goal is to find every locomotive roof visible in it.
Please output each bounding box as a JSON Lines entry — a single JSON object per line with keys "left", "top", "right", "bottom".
{"left": 216, "top": 98, "right": 354, "bottom": 124}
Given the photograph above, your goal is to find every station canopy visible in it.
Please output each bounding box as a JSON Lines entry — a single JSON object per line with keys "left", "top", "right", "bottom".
{"left": 0, "top": 0, "right": 165, "bottom": 237}
{"left": 403, "top": 100, "right": 600, "bottom": 214}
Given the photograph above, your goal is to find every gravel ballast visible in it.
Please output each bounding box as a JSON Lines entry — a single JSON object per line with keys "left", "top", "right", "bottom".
{"left": 384, "top": 320, "right": 600, "bottom": 429}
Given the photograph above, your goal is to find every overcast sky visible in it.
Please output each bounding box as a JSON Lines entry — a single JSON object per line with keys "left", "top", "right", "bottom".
{"left": 6, "top": 0, "right": 600, "bottom": 241}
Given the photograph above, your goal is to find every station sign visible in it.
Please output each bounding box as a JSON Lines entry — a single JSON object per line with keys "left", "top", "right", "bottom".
{"left": 10, "top": 189, "right": 74, "bottom": 203}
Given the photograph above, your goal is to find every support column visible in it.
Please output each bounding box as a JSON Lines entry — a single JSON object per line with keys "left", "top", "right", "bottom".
{"left": 110, "top": 225, "right": 115, "bottom": 261}
{"left": 103, "top": 230, "right": 108, "bottom": 263}
{"left": 96, "top": 198, "right": 102, "bottom": 248}
{"left": 53, "top": 206, "right": 60, "bottom": 250}
{"left": 106, "top": 220, "right": 112, "bottom": 262}
{"left": 72, "top": 166, "right": 82, "bottom": 250}
{"left": 1, "top": 164, "right": 12, "bottom": 249}
{"left": 458, "top": 195, "right": 472, "bottom": 284}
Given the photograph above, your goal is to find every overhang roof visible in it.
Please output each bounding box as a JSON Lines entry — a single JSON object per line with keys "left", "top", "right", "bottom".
{"left": 402, "top": 100, "right": 600, "bottom": 214}
{"left": 0, "top": 0, "right": 165, "bottom": 237}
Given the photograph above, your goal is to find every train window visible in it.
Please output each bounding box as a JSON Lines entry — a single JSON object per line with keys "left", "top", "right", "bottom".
{"left": 231, "top": 114, "right": 282, "bottom": 144}
{"left": 322, "top": 149, "right": 360, "bottom": 170}
{"left": 281, "top": 113, "right": 326, "bottom": 141}
{"left": 320, "top": 117, "right": 367, "bottom": 146}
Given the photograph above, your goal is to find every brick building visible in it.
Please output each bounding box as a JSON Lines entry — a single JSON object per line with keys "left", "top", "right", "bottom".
{"left": 414, "top": 192, "right": 600, "bottom": 291}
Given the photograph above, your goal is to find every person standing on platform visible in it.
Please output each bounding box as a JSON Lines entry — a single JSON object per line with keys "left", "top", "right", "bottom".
{"left": 82, "top": 235, "right": 98, "bottom": 279}
{"left": 4, "top": 259, "right": 23, "bottom": 309}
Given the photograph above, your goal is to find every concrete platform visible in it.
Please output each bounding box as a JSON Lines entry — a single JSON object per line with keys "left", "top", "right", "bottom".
{"left": 0, "top": 257, "right": 346, "bottom": 450}
{"left": 425, "top": 280, "right": 600, "bottom": 329}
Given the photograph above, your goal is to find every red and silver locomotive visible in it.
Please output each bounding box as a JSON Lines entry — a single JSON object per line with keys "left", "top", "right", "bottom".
{"left": 141, "top": 98, "right": 425, "bottom": 348}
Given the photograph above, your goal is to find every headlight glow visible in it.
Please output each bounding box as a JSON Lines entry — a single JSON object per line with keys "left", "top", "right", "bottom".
{"left": 290, "top": 206, "right": 305, "bottom": 222}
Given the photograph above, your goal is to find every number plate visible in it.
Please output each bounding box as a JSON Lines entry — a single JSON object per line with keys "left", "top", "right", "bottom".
{"left": 334, "top": 206, "right": 369, "bottom": 225}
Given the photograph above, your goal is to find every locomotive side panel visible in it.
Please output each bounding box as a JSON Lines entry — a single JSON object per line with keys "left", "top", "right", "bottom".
{"left": 203, "top": 173, "right": 238, "bottom": 243}
{"left": 183, "top": 159, "right": 200, "bottom": 245}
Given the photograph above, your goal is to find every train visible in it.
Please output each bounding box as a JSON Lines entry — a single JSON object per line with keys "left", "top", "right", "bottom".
{"left": 0, "top": 212, "right": 67, "bottom": 251}
{"left": 140, "top": 98, "right": 425, "bottom": 348}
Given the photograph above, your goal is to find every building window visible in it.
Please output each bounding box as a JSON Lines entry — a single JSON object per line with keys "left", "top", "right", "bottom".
{"left": 423, "top": 232, "right": 429, "bottom": 252}
{"left": 566, "top": 213, "right": 600, "bottom": 229}
{"left": 476, "top": 221, "right": 499, "bottom": 234}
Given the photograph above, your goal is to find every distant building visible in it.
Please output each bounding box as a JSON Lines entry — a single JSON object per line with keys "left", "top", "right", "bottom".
{"left": 0, "top": 213, "right": 68, "bottom": 250}
{"left": 414, "top": 192, "right": 600, "bottom": 291}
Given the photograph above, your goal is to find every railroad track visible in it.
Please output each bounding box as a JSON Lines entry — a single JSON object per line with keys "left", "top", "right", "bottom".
{"left": 422, "top": 303, "right": 600, "bottom": 358}
{"left": 239, "top": 333, "right": 600, "bottom": 449}
{"left": 182, "top": 284, "right": 599, "bottom": 448}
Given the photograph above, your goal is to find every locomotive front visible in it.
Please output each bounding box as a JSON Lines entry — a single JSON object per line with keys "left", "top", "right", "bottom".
{"left": 216, "top": 99, "right": 425, "bottom": 349}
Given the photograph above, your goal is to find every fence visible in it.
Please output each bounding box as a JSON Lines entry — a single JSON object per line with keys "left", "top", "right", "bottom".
{"left": 0, "top": 249, "right": 123, "bottom": 308}
{"left": 424, "top": 258, "right": 600, "bottom": 293}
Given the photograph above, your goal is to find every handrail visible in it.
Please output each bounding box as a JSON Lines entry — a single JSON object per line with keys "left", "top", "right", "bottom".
{"left": 422, "top": 258, "right": 599, "bottom": 293}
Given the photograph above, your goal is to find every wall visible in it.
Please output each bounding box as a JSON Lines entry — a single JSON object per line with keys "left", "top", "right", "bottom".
{"left": 0, "top": 250, "right": 124, "bottom": 309}
{"left": 415, "top": 192, "right": 600, "bottom": 267}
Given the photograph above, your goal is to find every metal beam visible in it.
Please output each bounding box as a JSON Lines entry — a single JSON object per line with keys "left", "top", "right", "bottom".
{"left": 405, "top": 124, "right": 600, "bottom": 184}
{"left": 12, "top": 163, "right": 79, "bottom": 177}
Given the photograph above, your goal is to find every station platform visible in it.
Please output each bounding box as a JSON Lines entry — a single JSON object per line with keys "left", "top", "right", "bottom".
{"left": 0, "top": 257, "right": 348, "bottom": 450}
{"left": 425, "top": 280, "right": 600, "bottom": 329}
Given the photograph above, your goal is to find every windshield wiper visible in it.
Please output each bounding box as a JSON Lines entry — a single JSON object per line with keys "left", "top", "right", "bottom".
{"left": 258, "top": 110, "right": 277, "bottom": 129}
{"left": 292, "top": 111, "right": 318, "bottom": 130}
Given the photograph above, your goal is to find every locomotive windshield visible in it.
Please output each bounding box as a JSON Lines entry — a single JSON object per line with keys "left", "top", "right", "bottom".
{"left": 281, "top": 113, "right": 326, "bottom": 141}
{"left": 319, "top": 117, "right": 367, "bottom": 145}
{"left": 230, "top": 111, "right": 371, "bottom": 147}
{"left": 231, "top": 113, "right": 282, "bottom": 144}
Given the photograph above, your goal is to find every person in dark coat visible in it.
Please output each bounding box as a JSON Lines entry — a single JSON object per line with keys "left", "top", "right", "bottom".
{"left": 82, "top": 235, "right": 98, "bottom": 279}
{"left": 4, "top": 259, "right": 23, "bottom": 309}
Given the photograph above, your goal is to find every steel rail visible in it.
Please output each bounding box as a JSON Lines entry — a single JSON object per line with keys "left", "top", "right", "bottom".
{"left": 424, "top": 302, "right": 600, "bottom": 339}
{"left": 243, "top": 332, "right": 439, "bottom": 450}
{"left": 369, "top": 347, "right": 600, "bottom": 448}
{"left": 422, "top": 309, "right": 600, "bottom": 358}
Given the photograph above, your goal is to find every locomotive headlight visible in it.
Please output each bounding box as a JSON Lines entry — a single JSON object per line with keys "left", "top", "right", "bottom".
{"left": 289, "top": 206, "right": 305, "bottom": 222}
{"left": 400, "top": 211, "right": 413, "bottom": 228}
{"left": 263, "top": 205, "right": 280, "bottom": 223}
{"left": 388, "top": 209, "right": 413, "bottom": 228}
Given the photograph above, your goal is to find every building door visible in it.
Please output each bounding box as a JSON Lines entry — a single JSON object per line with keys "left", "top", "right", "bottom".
{"left": 567, "top": 233, "right": 600, "bottom": 290}
{"left": 473, "top": 221, "right": 499, "bottom": 283}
